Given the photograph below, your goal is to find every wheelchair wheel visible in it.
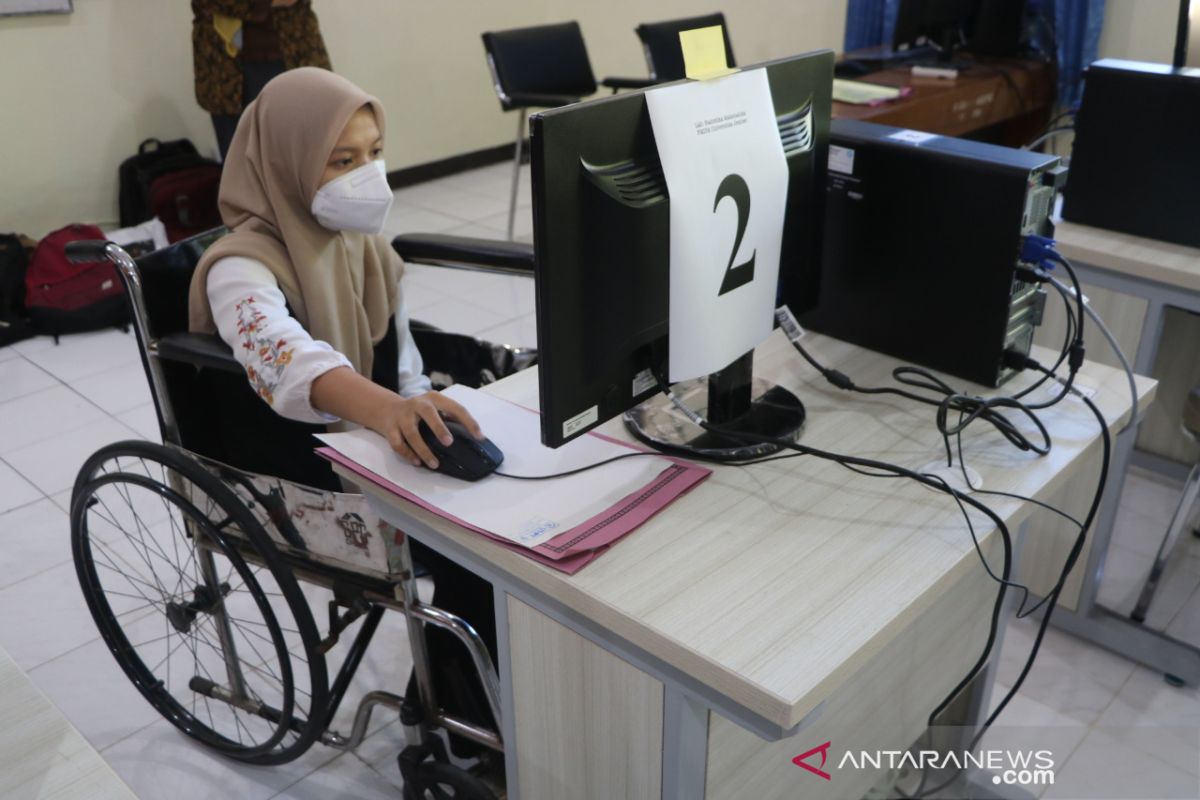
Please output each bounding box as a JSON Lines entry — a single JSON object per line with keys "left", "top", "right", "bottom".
{"left": 70, "top": 440, "right": 329, "bottom": 764}
{"left": 402, "top": 761, "right": 499, "bottom": 800}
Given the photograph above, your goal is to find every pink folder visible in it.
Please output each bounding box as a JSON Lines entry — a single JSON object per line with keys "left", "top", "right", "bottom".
{"left": 317, "top": 442, "right": 710, "bottom": 575}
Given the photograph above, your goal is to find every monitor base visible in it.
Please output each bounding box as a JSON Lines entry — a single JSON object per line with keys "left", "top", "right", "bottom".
{"left": 623, "top": 377, "right": 805, "bottom": 462}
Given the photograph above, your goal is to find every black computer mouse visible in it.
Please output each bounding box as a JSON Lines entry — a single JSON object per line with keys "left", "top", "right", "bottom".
{"left": 416, "top": 419, "right": 504, "bottom": 481}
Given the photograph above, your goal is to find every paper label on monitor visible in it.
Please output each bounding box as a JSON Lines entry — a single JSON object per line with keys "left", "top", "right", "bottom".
{"left": 828, "top": 145, "right": 855, "bottom": 175}
{"left": 888, "top": 129, "right": 939, "bottom": 145}
{"left": 646, "top": 68, "right": 789, "bottom": 382}
{"left": 563, "top": 406, "right": 598, "bottom": 439}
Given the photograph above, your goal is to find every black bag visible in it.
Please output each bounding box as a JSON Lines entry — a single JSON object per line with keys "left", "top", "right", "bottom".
{"left": 0, "top": 232, "right": 34, "bottom": 346}
{"left": 118, "top": 138, "right": 215, "bottom": 227}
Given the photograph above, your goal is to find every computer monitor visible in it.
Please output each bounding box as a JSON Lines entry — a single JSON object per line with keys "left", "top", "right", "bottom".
{"left": 966, "top": 0, "right": 1026, "bottom": 58}
{"left": 893, "top": 0, "right": 978, "bottom": 61}
{"left": 529, "top": 51, "right": 832, "bottom": 456}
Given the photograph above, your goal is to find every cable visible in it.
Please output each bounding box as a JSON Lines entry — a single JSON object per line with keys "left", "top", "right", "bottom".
{"left": 1005, "top": 278, "right": 1077, "bottom": 405}
{"left": 1023, "top": 126, "right": 1074, "bottom": 152}
{"left": 1047, "top": 274, "right": 1139, "bottom": 433}
{"left": 495, "top": 451, "right": 662, "bottom": 480}
{"left": 788, "top": 335, "right": 1055, "bottom": 465}
{"left": 910, "top": 363, "right": 1110, "bottom": 798}
{"left": 652, "top": 370, "right": 1018, "bottom": 790}
{"left": 773, "top": 269, "right": 1101, "bottom": 796}
{"left": 495, "top": 445, "right": 816, "bottom": 480}
{"left": 949, "top": 410, "right": 1078, "bottom": 621}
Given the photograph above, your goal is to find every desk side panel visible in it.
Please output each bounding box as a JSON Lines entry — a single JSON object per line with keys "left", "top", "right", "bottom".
{"left": 704, "top": 551, "right": 996, "bottom": 800}
{"left": 508, "top": 595, "right": 665, "bottom": 800}
{"left": 1017, "top": 454, "right": 1105, "bottom": 612}
{"left": 1030, "top": 281, "right": 1149, "bottom": 611}
{"left": 1136, "top": 307, "right": 1200, "bottom": 465}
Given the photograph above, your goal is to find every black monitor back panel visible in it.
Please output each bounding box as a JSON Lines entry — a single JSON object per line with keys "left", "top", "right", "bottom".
{"left": 530, "top": 52, "right": 833, "bottom": 447}
{"left": 1062, "top": 59, "right": 1200, "bottom": 248}
{"left": 801, "top": 119, "right": 1063, "bottom": 388}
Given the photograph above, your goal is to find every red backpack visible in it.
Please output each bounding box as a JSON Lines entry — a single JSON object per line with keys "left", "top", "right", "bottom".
{"left": 148, "top": 161, "right": 222, "bottom": 243}
{"left": 25, "top": 223, "right": 129, "bottom": 338}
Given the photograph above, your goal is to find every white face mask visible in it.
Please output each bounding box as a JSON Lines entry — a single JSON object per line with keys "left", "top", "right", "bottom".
{"left": 310, "top": 159, "right": 394, "bottom": 235}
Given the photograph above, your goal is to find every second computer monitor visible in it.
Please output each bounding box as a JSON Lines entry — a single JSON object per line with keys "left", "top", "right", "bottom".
{"left": 893, "top": 0, "right": 978, "bottom": 57}
{"left": 529, "top": 50, "right": 832, "bottom": 449}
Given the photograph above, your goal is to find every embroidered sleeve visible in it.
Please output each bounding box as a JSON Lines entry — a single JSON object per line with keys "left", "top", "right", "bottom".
{"left": 207, "top": 257, "right": 352, "bottom": 424}
{"left": 234, "top": 296, "right": 295, "bottom": 407}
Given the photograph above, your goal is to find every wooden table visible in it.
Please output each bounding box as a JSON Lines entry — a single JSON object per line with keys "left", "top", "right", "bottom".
{"left": 338, "top": 331, "right": 1149, "bottom": 800}
{"left": 833, "top": 56, "right": 1055, "bottom": 147}
{"left": 1028, "top": 219, "right": 1200, "bottom": 684}
{"left": 0, "top": 645, "right": 135, "bottom": 800}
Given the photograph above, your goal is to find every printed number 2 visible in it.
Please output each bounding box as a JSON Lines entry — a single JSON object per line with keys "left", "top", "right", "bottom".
{"left": 714, "top": 173, "right": 755, "bottom": 296}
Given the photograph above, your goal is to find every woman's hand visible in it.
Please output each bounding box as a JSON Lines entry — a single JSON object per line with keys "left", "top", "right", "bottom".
{"left": 368, "top": 391, "right": 484, "bottom": 469}
{"left": 311, "top": 367, "right": 484, "bottom": 469}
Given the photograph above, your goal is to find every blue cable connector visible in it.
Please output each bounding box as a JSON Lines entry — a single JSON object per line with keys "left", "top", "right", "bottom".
{"left": 1020, "top": 233, "right": 1059, "bottom": 269}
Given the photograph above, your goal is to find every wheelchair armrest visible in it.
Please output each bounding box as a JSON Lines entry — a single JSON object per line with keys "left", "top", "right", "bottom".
{"left": 158, "top": 332, "right": 243, "bottom": 374}
{"left": 392, "top": 234, "right": 534, "bottom": 276}
{"left": 600, "top": 76, "right": 658, "bottom": 91}
{"left": 507, "top": 91, "right": 581, "bottom": 109}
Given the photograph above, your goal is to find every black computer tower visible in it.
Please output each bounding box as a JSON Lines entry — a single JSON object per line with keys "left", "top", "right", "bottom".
{"left": 800, "top": 119, "right": 1064, "bottom": 388}
{"left": 1062, "top": 59, "right": 1200, "bottom": 248}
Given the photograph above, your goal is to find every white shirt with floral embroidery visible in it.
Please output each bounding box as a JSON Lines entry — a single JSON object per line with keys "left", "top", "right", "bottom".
{"left": 206, "top": 256, "right": 432, "bottom": 424}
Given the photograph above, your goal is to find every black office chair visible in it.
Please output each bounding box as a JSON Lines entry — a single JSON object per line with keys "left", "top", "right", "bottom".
{"left": 482, "top": 21, "right": 631, "bottom": 241}
{"left": 604, "top": 13, "right": 737, "bottom": 91}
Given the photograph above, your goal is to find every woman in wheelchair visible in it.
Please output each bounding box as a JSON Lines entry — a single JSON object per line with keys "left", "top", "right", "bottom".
{"left": 186, "top": 67, "right": 498, "bottom": 757}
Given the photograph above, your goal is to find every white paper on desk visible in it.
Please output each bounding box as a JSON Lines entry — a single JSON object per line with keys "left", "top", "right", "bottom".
{"left": 646, "top": 68, "right": 789, "bottom": 382}
{"left": 316, "top": 385, "right": 673, "bottom": 548}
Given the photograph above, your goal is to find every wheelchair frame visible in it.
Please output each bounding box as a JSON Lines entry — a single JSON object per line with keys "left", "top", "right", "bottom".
{"left": 67, "top": 239, "right": 522, "bottom": 796}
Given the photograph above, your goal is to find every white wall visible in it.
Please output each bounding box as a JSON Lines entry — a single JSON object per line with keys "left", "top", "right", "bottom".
{"left": 1097, "top": 0, "right": 1179, "bottom": 63}
{"left": 0, "top": 1, "right": 846, "bottom": 237}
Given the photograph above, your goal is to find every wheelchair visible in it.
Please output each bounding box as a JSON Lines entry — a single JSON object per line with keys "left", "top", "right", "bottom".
{"left": 65, "top": 228, "right": 534, "bottom": 798}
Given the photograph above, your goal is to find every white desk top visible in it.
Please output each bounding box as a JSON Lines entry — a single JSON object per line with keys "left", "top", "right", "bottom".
{"left": 346, "top": 331, "right": 1154, "bottom": 732}
{"left": 1055, "top": 220, "right": 1200, "bottom": 294}
{"left": 0, "top": 645, "right": 135, "bottom": 799}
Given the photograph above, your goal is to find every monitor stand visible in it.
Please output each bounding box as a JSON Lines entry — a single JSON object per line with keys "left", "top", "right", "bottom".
{"left": 622, "top": 351, "right": 806, "bottom": 461}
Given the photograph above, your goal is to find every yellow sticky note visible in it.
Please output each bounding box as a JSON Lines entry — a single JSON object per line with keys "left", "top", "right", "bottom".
{"left": 679, "top": 26, "right": 738, "bottom": 81}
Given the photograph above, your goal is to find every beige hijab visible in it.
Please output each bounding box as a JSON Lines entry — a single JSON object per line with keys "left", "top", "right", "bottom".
{"left": 188, "top": 67, "right": 401, "bottom": 376}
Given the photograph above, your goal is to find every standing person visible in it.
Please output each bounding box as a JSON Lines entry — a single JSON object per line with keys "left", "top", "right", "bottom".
{"left": 191, "top": 0, "right": 331, "bottom": 160}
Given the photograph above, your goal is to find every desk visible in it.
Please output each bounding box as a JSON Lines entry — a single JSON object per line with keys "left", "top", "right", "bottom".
{"left": 0, "top": 645, "right": 136, "bottom": 799}
{"left": 1030, "top": 220, "right": 1200, "bottom": 682}
{"left": 833, "top": 57, "right": 1054, "bottom": 147}
{"left": 336, "top": 331, "right": 1148, "bottom": 800}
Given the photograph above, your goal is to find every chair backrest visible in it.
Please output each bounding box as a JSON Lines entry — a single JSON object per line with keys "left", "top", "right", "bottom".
{"left": 122, "top": 227, "right": 232, "bottom": 457}
{"left": 133, "top": 225, "right": 227, "bottom": 341}
{"left": 481, "top": 21, "right": 597, "bottom": 110}
{"left": 636, "top": 13, "right": 735, "bottom": 81}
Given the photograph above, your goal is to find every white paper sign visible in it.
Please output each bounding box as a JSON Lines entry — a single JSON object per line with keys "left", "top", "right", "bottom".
{"left": 646, "top": 69, "right": 789, "bottom": 382}
{"left": 887, "top": 129, "right": 939, "bottom": 145}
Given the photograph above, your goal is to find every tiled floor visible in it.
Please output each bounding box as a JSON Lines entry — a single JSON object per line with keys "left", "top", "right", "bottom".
{"left": 1, "top": 163, "right": 1199, "bottom": 799}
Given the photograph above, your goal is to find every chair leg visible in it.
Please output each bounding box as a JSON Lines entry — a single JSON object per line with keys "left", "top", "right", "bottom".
{"left": 506, "top": 109, "right": 526, "bottom": 241}
{"left": 1131, "top": 460, "right": 1200, "bottom": 623}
